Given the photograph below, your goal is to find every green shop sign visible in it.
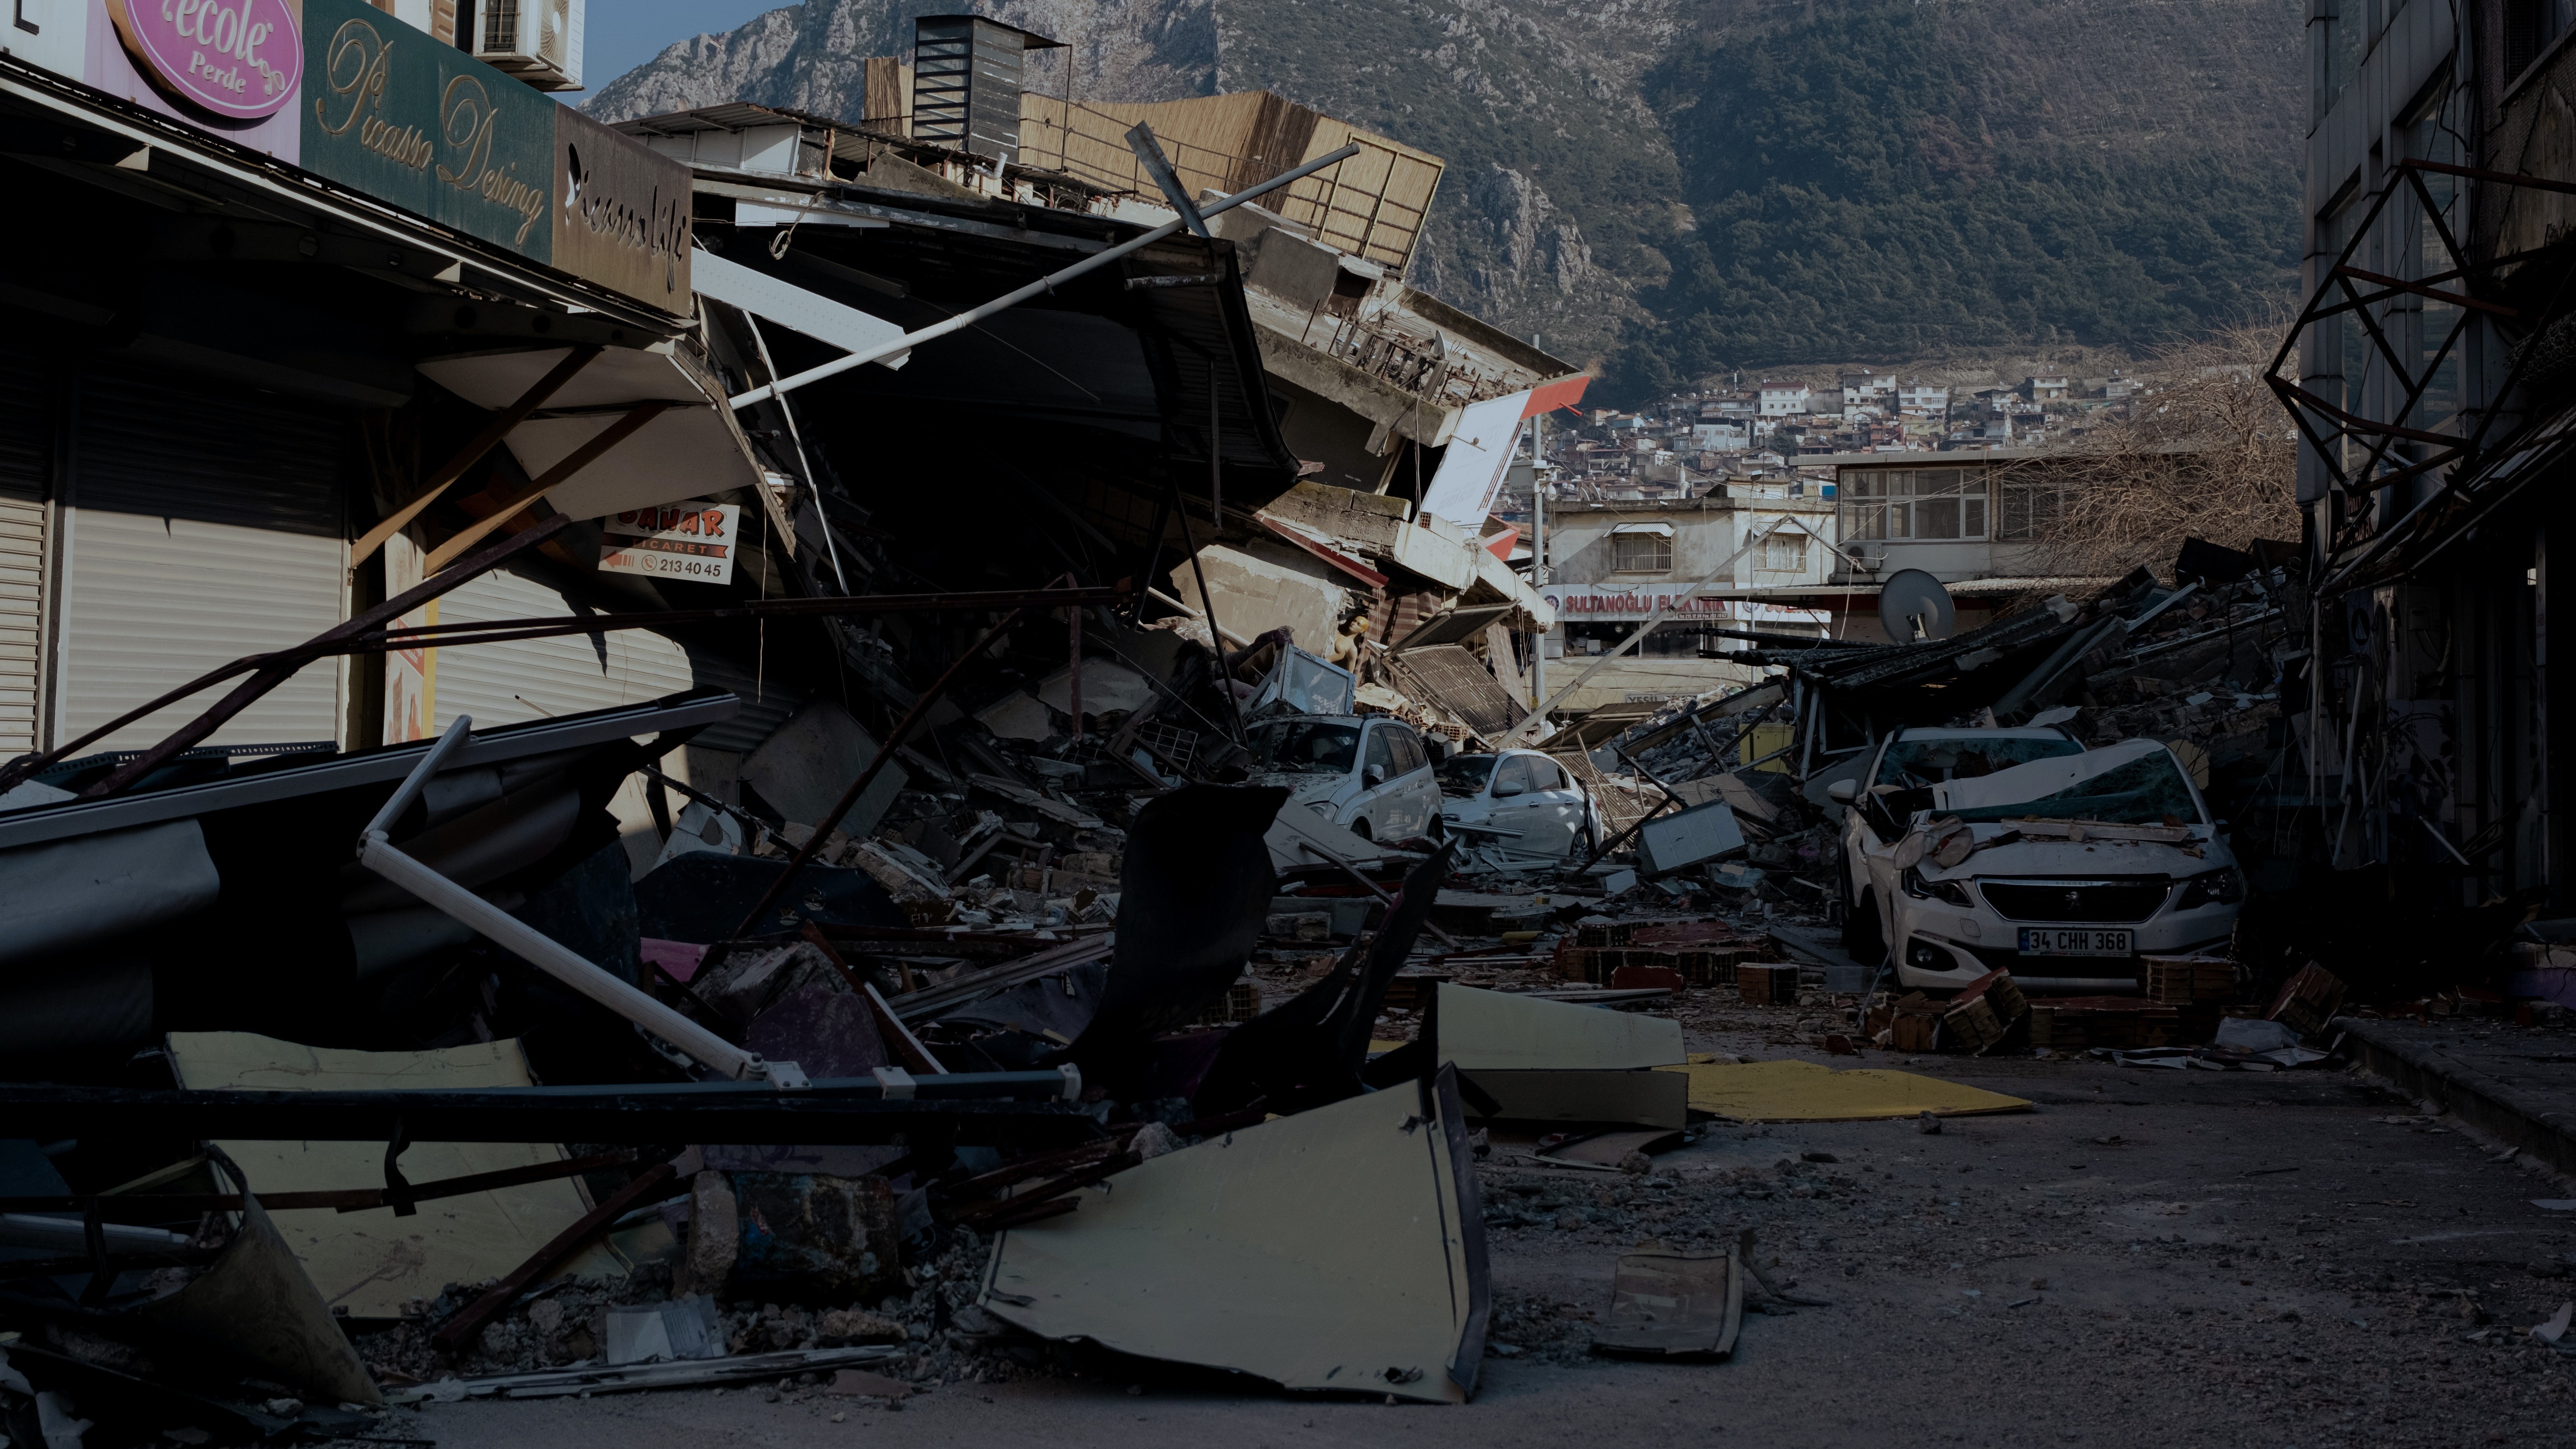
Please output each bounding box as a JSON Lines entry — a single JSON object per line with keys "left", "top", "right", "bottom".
{"left": 300, "top": 0, "right": 689, "bottom": 312}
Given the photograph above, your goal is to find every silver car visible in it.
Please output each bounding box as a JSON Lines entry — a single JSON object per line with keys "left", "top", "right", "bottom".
{"left": 1244, "top": 714, "right": 1442, "bottom": 842}
{"left": 1435, "top": 748, "right": 1598, "bottom": 860}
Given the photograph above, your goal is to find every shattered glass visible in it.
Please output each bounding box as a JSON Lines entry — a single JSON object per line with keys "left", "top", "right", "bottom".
{"left": 1437, "top": 754, "right": 1499, "bottom": 797}
{"left": 1949, "top": 748, "right": 2203, "bottom": 825}
{"left": 1245, "top": 720, "right": 1362, "bottom": 774}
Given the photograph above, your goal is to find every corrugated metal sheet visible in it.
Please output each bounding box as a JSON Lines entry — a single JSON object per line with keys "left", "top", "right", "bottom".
{"left": 56, "top": 366, "right": 350, "bottom": 751}
{"left": 0, "top": 348, "right": 51, "bottom": 755}
{"left": 56, "top": 510, "right": 347, "bottom": 749}
{"left": 430, "top": 566, "right": 798, "bottom": 750}
{"left": 75, "top": 363, "right": 347, "bottom": 535}
{"left": 0, "top": 495, "right": 43, "bottom": 755}
{"left": 1393, "top": 643, "right": 1519, "bottom": 738}
{"left": 0, "top": 349, "right": 47, "bottom": 499}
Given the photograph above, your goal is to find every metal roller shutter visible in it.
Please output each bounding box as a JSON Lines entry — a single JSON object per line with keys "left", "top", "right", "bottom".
{"left": 429, "top": 566, "right": 798, "bottom": 748}
{"left": 56, "top": 363, "right": 349, "bottom": 751}
{"left": 0, "top": 347, "right": 45, "bottom": 756}
{"left": 0, "top": 496, "right": 42, "bottom": 756}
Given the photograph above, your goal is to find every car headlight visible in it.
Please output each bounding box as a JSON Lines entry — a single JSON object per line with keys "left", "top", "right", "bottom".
{"left": 1901, "top": 867, "right": 1973, "bottom": 907}
{"left": 2174, "top": 868, "right": 2246, "bottom": 910}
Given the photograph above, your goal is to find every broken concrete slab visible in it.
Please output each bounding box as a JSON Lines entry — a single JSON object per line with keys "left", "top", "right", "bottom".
{"left": 601, "top": 1295, "right": 723, "bottom": 1365}
{"left": 727, "top": 1172, "right": 904, "bottom": 1306}
{"left": 741, "top": 701, "right": 909, "bottom": 839}
{"left": 1635, "top": 799, "right": 1745, "bottom": 875}
{"left": 1168, "top": 543, "right": 1349, "bottom": 656}
{"left": 979, "top": 1067, "right": 1487, "bottom": 1403}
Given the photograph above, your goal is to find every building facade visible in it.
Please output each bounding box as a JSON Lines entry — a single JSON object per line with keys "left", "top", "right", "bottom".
{"left": 1534, "top": 494, "right": 1834, "bottom": 709}
{"left": 2278, "top": 0, "right": 2576, "bottom": 897}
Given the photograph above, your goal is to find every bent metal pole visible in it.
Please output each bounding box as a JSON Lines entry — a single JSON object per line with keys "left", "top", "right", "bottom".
{"left": 726, "top": 144, "right": 1363, "bottom": 411}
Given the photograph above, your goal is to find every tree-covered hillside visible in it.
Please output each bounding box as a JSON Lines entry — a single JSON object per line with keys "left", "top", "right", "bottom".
{"left": 1612, "top": 0, "right": 2302, "bottom": 392}
{"left": 590, "top": 0, "right": 2306, "bottom": 399}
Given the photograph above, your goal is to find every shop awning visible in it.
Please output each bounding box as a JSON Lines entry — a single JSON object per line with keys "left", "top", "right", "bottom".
{"left": 414, "top": 347, "right": 766, "bottom": 526}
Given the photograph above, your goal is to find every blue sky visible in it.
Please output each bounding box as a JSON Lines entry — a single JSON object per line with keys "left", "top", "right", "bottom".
{"left": 585, "top": 1, "right": 790, "bottom": 95}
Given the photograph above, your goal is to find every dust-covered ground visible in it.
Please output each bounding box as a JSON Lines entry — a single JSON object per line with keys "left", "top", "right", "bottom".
{"left": 404, "top": 1017, "right": 2576, "bottom": 1449}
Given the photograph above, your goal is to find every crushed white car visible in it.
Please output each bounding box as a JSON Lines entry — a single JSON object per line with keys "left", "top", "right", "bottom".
{"left": 1833, "top": 732, "right": 2243, "bottom": 992}
{"left": 1435, "top": 749, "right": 1600, "bottom": 861}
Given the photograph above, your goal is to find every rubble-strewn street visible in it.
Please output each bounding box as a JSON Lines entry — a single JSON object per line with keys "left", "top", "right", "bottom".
{"left": 5, "top": 4, "right": 2576, "bottom": 1448}
{"left": 403, "top": 1043, "right": 2576, "bottom": 1449}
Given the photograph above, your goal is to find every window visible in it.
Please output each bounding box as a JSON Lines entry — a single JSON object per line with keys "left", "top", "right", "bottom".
{"left": 1996, "top": 463, "right": 2070, "bottom": 541}
{"left": 1363, "top": 724, "right": 1397, "bottom": 781}
{"left": 1526, "top": 757, "right": 1567, "bottom": 792}
{"left": 1437, "top": 753, "right": 1497, "bottom": 797}
{"left": 2506, "top": 0, "right": 2576, "bottom": 79}
{"left": 1610, "top": 531, "right": 1672, "bottom": 573}
{"left": 1248, "top": 720, "right": 1360, "bottom": 774}
{"left": 1837, "top": 469, "right": 1988, "bottom": 542}
{"left": 2399, "top": 81, "right": 2463, "bottom": 428}
{"left": 1495, "top": 755, "right": 1538, "bottom": 794}
{"left": 1385, "top": 725, "right": 1426, "bottom": 774}
{"left": 1758, "top": 531, "right": 1809, "bottom": 572}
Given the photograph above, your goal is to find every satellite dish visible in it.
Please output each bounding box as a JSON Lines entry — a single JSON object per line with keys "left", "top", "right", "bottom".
{"left": 1879, "top": 568, "right": 1956, "bottom": 643}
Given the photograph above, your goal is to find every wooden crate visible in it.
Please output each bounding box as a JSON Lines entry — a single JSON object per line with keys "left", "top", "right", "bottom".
{"left": 1737, "top": 963, "right": 1801, "bottom": 1006}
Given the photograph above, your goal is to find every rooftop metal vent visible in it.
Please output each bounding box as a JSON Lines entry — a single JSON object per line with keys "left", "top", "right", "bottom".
{"left": 909, "top": 14, "right": 1063, "bottom": 166}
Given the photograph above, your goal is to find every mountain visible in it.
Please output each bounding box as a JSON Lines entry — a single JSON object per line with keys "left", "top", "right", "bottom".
{"left": 587, "top": 0, "right": 2305, "bottom": 400}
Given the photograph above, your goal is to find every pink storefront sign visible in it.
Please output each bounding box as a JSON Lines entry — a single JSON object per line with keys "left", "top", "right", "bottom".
{"left": 105, "top": 0, "right": 301, "bottom": 120}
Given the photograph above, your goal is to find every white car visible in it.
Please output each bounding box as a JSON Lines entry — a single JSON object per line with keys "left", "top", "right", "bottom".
{"left": 1832, "top": 729, "right": 2245, "bottom": 992}
{"left": 1435, "top": 748, "right": 1599, "bottom": 860}
{"left": 1244, "top": 713, "right": 1442, "bottom": 842}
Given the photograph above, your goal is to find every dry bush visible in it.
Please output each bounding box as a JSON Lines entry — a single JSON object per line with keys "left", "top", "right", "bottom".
{"left": 2011, "top": 317, "right": 2301, "bottom": 581}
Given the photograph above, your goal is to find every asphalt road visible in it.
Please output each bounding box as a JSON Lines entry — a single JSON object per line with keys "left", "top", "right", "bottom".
{"left": 407, "top": 1042, "right": 2576, "bottom": 1449}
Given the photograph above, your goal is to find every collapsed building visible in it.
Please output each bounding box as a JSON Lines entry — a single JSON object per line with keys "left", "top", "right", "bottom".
{"left": 0, "top": 5, "right": 1672, "bottom": 1431}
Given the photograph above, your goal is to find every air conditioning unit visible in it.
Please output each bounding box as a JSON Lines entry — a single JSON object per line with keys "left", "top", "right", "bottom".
{"left": 473, "top": 0, "right": 582, "bottom": 92}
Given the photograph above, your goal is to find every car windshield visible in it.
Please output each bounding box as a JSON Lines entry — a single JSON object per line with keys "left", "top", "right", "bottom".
{"left": 1949, "top": 747, "right": 2204, "bottom": 826}
{"left": 1248, "top": 720, "right": 1362, "bottom": 774}
{"left": 1876, "top": 736, "right": 2081, "bottom": 789}
{"left": 1437, "top": 754, "right": 1498, "bottom": 798}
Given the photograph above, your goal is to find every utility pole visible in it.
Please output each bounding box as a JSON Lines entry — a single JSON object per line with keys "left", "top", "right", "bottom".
{"left": 1528, "top": 334, "right": 1547, "bottom": 715}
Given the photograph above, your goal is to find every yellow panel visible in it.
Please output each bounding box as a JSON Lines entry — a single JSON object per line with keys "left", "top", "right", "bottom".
{"left": 1657, "top": 1058, "right": 2033, "bottom": 1122}
{"left": 168, "top": 1032, "right": 626, "bottom": 1318}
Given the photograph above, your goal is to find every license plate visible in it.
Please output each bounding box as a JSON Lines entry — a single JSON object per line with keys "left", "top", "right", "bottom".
{"left": 2017, "top": 927, "right": 2133, "bottom": 957}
